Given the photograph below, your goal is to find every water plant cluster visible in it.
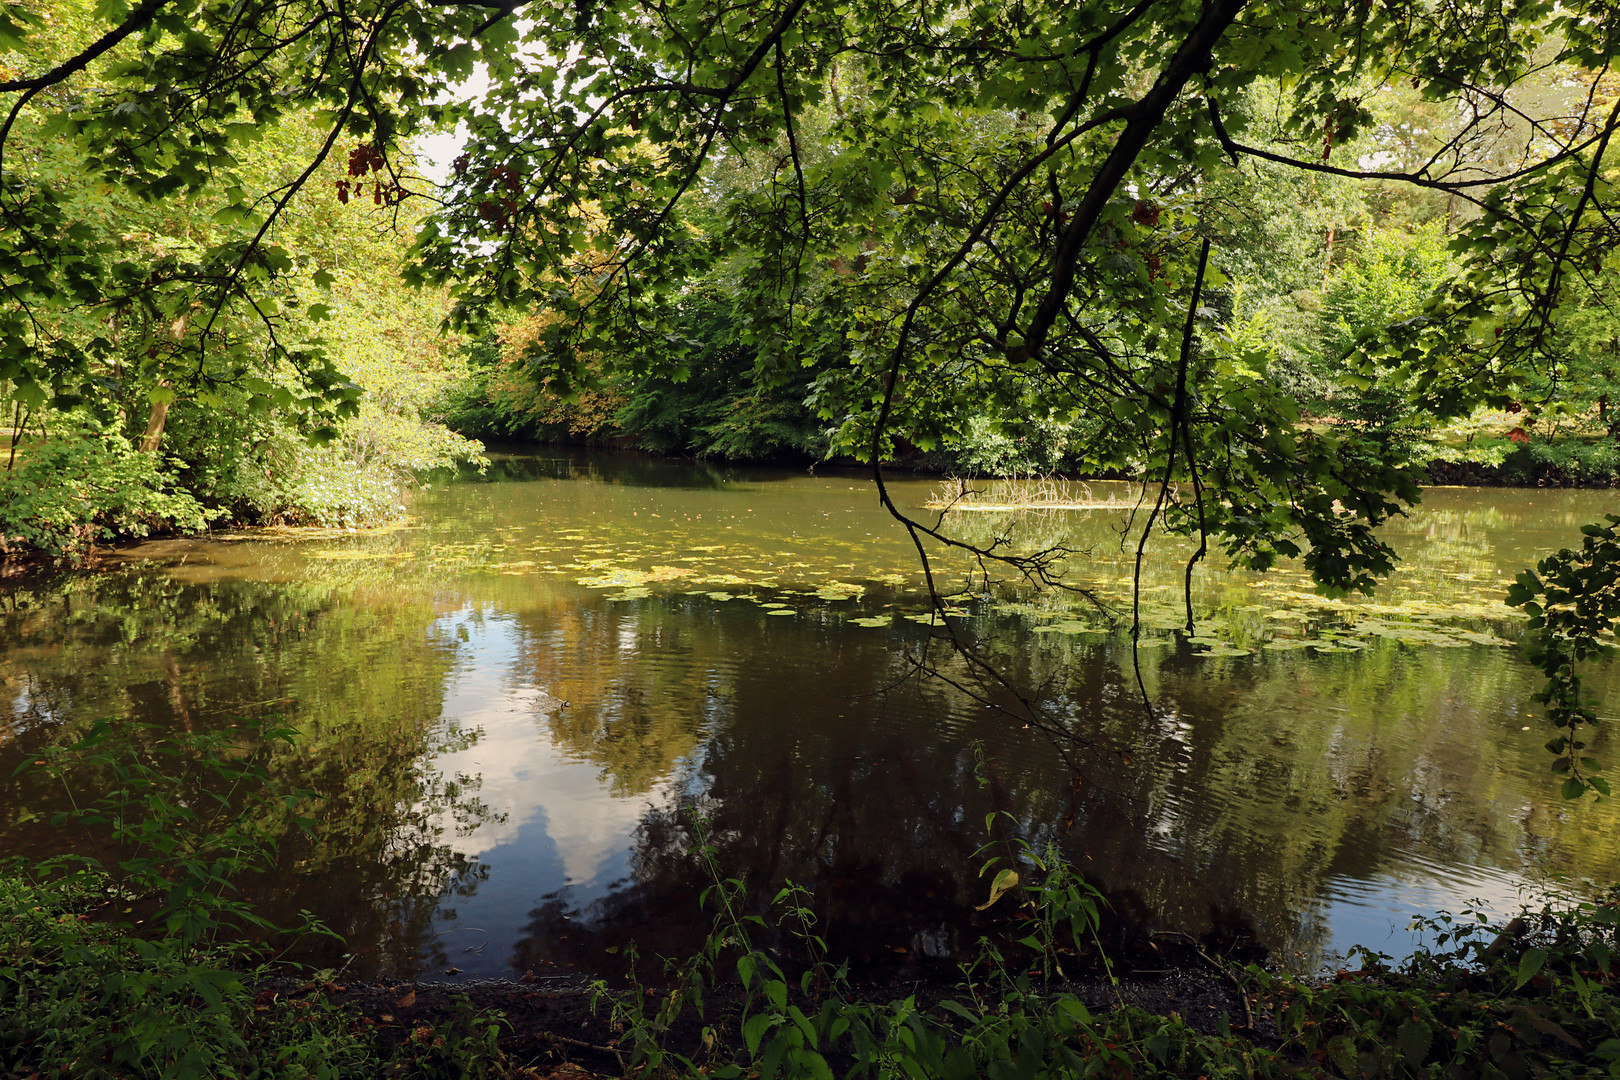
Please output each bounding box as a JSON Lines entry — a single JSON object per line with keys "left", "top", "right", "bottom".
{"left": 275, "top": 486, "right": 1538, "bottom": 665}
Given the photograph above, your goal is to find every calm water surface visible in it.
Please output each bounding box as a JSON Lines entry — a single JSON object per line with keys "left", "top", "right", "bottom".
{"left": 2, "top": 450, "right": 1617, "bottom": 978}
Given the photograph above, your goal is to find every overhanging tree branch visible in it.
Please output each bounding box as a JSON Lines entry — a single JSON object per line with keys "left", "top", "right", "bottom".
{"left": 0, "top": 0, "right": 171, "bottom": 93}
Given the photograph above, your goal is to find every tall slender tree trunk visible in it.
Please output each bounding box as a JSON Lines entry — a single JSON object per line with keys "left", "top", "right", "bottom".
{"left": 139, "top": 313, "right": 188, "bottom": 453}
{"left": 139, "top": 393, "right": 171, "bottom": 453}
{"left": 6, "top": 401, "right": 25, "bottom": 471}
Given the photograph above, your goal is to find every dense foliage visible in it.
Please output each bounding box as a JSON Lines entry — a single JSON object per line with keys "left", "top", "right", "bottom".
{"left": 7, "top": 0, "right": 1620, "bottom": 781}
{"left": 4, "top": 0, "right": 1620, "bottom": 567}
{"left": 0, "top": 0, "right": 483, "bottom": 556}
{"left": 598, "top": 846, "right": 1620, "bottom": 1080}
{"left": 402, "top": 0, "right": 1620, "bottom": 597}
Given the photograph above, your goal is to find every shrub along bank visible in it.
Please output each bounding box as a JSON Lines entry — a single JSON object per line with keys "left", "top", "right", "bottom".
{"left": 6, "top": 844, "right": 1620, "bottom": 1079}
{"left": 3, "top": 724, "right": 1619, "bottom": 1079}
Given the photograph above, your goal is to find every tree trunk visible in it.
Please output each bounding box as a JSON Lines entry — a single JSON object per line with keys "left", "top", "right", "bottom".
{"left": 139, "top": 394, "right": 171, "bottom": 453}
{"left": 6, "top": 401, "right": 25, "bottom": 471}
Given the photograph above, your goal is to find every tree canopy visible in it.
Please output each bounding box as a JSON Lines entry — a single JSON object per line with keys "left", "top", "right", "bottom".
{"left": 7, "top": 0, "right": 1620, "bottom": 781}
{"left": 8, "top": 0, "right": 1620, "bottom": 560}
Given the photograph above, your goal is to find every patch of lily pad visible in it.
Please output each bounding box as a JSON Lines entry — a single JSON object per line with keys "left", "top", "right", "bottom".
{"left": 306, "top": 549, "right": 408, "bottom": 562}
{"left": 339, "top": 498, "right": 1534, "bottom": 673}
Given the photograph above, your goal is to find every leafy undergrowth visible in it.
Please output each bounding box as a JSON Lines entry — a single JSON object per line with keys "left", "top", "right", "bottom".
{"left": 3, "top": 723, "right": 1619, "bottom": 1079}
{"left": 8, "top": 860, "right": 1618, "bottom": 1080}
{"left": 535, "top": 828, "right": 1620, "bottom": 1080}
{"left": 0, "top": 866, "right": 562, "bottom": 1080}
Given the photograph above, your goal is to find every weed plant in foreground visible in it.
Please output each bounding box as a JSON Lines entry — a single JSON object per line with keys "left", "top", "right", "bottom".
{"left": 585, "top": 820, "right": 1620, "bottom": 1079}
{"left": 0, "top": 720, "right": 535, "bottom": 1080}
{"left": 3, "top": 722, "right": 1620, "bottom": 1078}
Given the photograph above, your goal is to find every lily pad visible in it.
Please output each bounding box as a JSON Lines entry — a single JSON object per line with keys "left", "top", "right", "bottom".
{"left": 577, "top": 565, "right": 691, "bottom": 589}
{"left": 1454, "top": 630, "right": 1512, "bottom": 646}
{"left": 1194, "top": 646, "right": 1253, "bottom": 658}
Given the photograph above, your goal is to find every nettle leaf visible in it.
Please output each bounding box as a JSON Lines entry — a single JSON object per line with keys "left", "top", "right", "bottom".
{"left": 1396, "top": 1019, "right": 1432, "bottom": 1067}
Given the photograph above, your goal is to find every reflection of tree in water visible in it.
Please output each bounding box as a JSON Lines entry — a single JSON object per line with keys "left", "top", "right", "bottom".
{"left": 507, "top": 601, "right": 1620, "bottom": 974}
{"left": 7, "top": 502, "right": 1617, "bottom": 981}
{"left": 456, "top": 447, "right": 799, "bottom": 491}
{"left": 267, "top": 721, "right": 504, "bottom": 974}
{"left": 504, "top": 627, "right": 1250, "bottom": 973}
{"left": 0, "top": 569, "right": 505, "bottom": 977}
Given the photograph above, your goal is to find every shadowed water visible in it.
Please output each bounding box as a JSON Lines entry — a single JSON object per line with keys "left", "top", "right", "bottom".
{"left": 2, "top": 449, "right": 1615, "bottom": 979}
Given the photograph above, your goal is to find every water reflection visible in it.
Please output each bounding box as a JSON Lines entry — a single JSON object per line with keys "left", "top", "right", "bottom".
{"left": 1, "top": 453, "right": 1616, "bottom": 980}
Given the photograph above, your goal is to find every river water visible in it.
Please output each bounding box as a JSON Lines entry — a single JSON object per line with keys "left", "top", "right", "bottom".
{"left": 2, "top": 449, "right": 1616, "bottom": 979}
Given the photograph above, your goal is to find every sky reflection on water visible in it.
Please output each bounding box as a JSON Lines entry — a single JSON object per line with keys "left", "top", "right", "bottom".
{"left": 1, "top": 449, "right": 1616, "bottom": 979}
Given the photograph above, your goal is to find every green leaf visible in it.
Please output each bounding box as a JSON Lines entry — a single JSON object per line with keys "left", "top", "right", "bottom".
{"left": 1397, "top": 1018, "right": 1432, "bottom": 1066}
{"left": 1515, "top": 947, "right": 1547, "bottom": 988}
{"left": 0, "top": 6, "right": 38, "bottom": 50}
{"left": 210, "top": 203, "right": 254, "bottom": 226}
{"left": 743, "top": 1011, "right": 781, "bottom": 1057}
